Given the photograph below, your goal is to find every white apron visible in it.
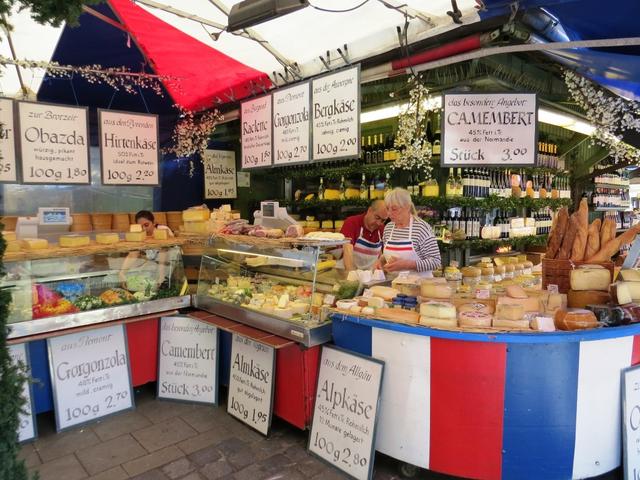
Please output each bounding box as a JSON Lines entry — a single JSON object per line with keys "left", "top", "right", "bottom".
{"left": 352, "top": 226, "right": 383, "bottom": 270}
{"left": 383, "top": 218, "right": 433, "bottom": 278}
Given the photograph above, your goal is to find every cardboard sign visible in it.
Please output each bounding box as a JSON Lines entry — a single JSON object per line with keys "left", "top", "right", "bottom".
{"left": 312, "top": 66, "right": 360, "bottom": 161}
{"left": 157, "top": 316, "right": 219, "bottom": 405}
{"left": 442, "top": 92, "right": 538, "bottom": 167}
{"left": 227, "top": 334, "right": 275, "bottom": 435}
{"left": 241, "top": 95, "right": 272, "bottom": 169}
{"left": 8, "top": 343, "right": 37, "bottom": 442}
{"left": 0, "top": 97, "right": 17, "bottom": 182}
{"left": 237, "top": 171, "right": 250, "bottom": 188}
{"left": 48, "top": 325, "right": 134, "bottom": 431}
{"left": 623, "top": 365, "right": 640, "bottom": 480}
{"left": 17, "top": 101, "right": 90, "bottom": 184}
{"left": 273, "top": 82, "right": 311, "bottom": 165}
{"left": 203, "top": 149, "right": 237, "bottom": 199}
{"left": 99, "top": 109, "right": 159, "bottom": 185}
{"left": 308, "top": 345, "right": 384, "bottom": 480}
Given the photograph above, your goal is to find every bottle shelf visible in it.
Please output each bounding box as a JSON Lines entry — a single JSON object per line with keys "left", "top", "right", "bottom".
{"left": 595, "top": 207, "right": 631, "bottom": 212}
{"left": 594, "top": 183, "right": 630, "bottom": 190}
{"left": 437, "top": 234, "right": 548, "bottom": 251}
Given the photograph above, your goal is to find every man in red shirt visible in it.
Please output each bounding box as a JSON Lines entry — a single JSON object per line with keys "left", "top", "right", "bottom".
{"left": 340, "top": 199, "right": 387, "bottom": 271}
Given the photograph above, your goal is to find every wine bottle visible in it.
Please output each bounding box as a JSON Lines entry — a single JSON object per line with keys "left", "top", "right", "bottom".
{"left": 318, "top": 177, "right": 325, "bottom": 200}
{"left": 365, "top": 136, "right": 372, "bottom": 164}
{"left": 456, "top": 168, "right": 463, "bottom": 196}
{"left": 369, "top": 177, "right": 375, "bottom": 199}
{"left": 452, "top": 211, "right": 460, "bottom": 231}
{"left": 446, "top": 210, "right": 454, "bottom": 232}
{"left": 383, "top": 134, "right": 390, "bottom": 162}
{"left": 360, "top": 173, "right": 368, "bottom": 200}
{"left": 339, "top": 175, "right": 346, "bottom": 200}
{"left": 446, "top": 168, "right": 455, "bottom": 198}
{"left": 460, "top": 208, "right": 467, "bottom": 237}
{"left": 384, "top": 172, "right": 391, "bottom": 193}
{"left": 389, "top": 134, "right": 398, "bottom": 161}
{"left": 377, "top": 135, "right": 384, "bottom": 164}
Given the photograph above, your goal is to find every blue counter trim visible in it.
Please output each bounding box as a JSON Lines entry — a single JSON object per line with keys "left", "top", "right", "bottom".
{"left": 502, "top": 342, "right": 579, "bottom": 479}
{"left": 331, "top": 319, "right": 371, "bottom": 356}
{"left": 331, "top": 313, "right": 640, "bottom": 344}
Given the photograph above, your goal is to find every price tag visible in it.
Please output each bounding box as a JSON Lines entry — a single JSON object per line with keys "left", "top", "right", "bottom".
{"left": 476, "top": 289, "right": 491, "bottom": 299}
{"left": 324, "top": 294, "right": 336, "bottom": 306}
{"left": 203, "top": 150, "right": 236, "bottom": 199}
{"left": 241, "top": 95, "right": 272, "bottom": 169}
{"left": 362, "top": 289, "right": 373, "bottom": 298}
{"left": 273, "top": 82, "right": 311, "bottom": 165}
{"left": 547, "top": 284, "right": 559, "bottom": 294}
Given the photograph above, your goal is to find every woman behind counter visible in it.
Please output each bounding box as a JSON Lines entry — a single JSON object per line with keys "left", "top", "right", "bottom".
{"left": 381, "top": 188, "right": 441, "bottom": 277}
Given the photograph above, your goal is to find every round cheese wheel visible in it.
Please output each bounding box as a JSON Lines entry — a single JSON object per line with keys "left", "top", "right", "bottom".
{"left": 420, "top": 282, "right": 453, "bottom": 299}
{"left": 567, "top": 289, "right": 611, "bottom": 309}
{"left": 458, "top": 302, "right": 493, "bottom": 315}
{"left": 419, "top": 316, "right": 458, "bottom": 329}
{"left": 459, "top": 311, "right": 492, "bottom": 327}
{"left": 554, "top": 308, "right": 599, "bottom": 331}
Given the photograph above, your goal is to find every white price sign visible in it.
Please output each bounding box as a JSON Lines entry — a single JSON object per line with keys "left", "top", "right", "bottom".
{"left": 273, "top": 82, "right": 311, "bottom": 165}
{"left": 227, "top": 334, "right": 275, "bottom": 435}
{"left": 48, "top": 325, "right": 134, "bottom": 431}
{"left": 17, "top": 101, "right": 90, "bottom": 184}
{"left": 0, "top": 98, "right": 17, "bottom": 182}
{"left": 8, "top": 343, "right": 36, "bottom": 442}
{"left": 309, "top": 346, "right": 384, "bottom": 480}
{"left": 442, "top": 92, "right": 538, "bottom": 167}
{"left": 623, "top": 365, "right": 640, "bottom": 480}
{"left": 158, "top": 316, "right": 219, "bottom": 405}
{"left": 241, "top": 95, "right": 272, "bottom": 169}
{"left": 312, "top": 65, "right": 360, "bottom": 161}
{"left": 203, "top": 149, "right": 236, "bottom": 199}
{"left": 99, "top": 109, "right": 159, "bottom": 185}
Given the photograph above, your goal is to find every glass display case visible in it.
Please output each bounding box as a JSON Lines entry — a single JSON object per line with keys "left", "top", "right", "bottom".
{"left": 195, "top": 234, "right": 349, "bottom": 347}
{"left": 4, "top": 244, "right": 190, "bottom": 339}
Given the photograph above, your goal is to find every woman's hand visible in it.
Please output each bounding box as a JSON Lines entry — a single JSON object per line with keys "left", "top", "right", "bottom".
{"left": 383, "top": 258, "right": 417, "bottom": 272}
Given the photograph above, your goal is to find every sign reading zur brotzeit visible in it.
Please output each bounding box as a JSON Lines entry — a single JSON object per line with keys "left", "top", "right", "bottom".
{"left": 441, "top": 92, "right": 538, "bottom": 167}
{"left": 203, "top": 149, "right": 237, "bottom": 199}
{"left": 241, "top": 95, "right": 272, "bottom": 169}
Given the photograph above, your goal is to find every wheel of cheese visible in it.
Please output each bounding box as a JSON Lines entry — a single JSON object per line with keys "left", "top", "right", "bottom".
{"left": 567, "top": 289, "right": 611, "bottom": 309}
{"left": 570, "top": 267, "right": 611, "bottom": 291}
{"left": 419, "top": 301, "right": 456, "bottom": 319}
{"left": 458, "top": 311, "right": 492, "bottom": 327}
{"left": 419, "top": 316, "right": 458, "bottom": 329}
{"left": 458, "top": 302, "right": 493, "bottom": 315}
{"left": 420, "top": 282, "right": 453, "bottom": 299}
{"left": 554, "top": 308, "right": 598, "bottom": 331}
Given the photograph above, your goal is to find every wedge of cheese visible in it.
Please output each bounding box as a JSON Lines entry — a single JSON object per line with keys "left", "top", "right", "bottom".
{"left": 59, "top": 235, "right": 90, "bottom": 247}
{"left": 22, "top": 238, "right": 48, "bottom": 250}
{"left": 95, "top": 232, "right": 120, "bottom": 245}
{"left": 125, "top": 231, "right": 146, "bottom": 242}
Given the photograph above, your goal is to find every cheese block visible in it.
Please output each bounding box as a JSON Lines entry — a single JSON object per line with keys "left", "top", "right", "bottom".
{"left": 531, "top": 316, "right": 556, "bottom": 332}
{"left": 457, "top": 302, "right": 493, "bottom": 315}
{"left": 323, "top": 189, "right": 341, "bottom": 200}
{"left": 362, "top": 296, "right": 385, "bottom": 308}
{"left": 273, "top": 307, "right": 294, "bottom": 319}
{"left": 554, "top": 308, "right": 598, "bottom": 331}
{"left": 419, "top": 316, "right": 458, "bottom": 328}
{"left": 153, "top": 228, "right": 169, "bottom": 240}
{"left": 290, "top": 302, "right": 310, "bottom": 315}
{"left": 567, "top": 289, "right": 611, "bottom": 308}
{"left": 375, "top": 307, "right": 420, "bottom": 324}
{"left": 125, "top": 231, "right": 146, "bottom": 242}
{"left": 184, "top": 221, "right": 208, "bottom": 233}
{"left": 349, "top": 305, "right": 362, "bottom": 314}
{"left": 492, "top": 318, "right": 530, "bottom": 329}
{"left": 619, "top": 269, "right": 640, "bottom": 282}
{"left": 458, "top": 311, "right": 492, "bottom": 327}
{"left": 420, "top": 282, "right": 453, "bottom": 299}
{"left": 610, "top": 282, "right": 640, "bottom": 305}
{"left": 496, "top": 295, "right": 540, "bottom": 313}
{"left": 543, "top": 293, "right": 567, "bottom": 313}
{"left": 96, "top": 233, "right": 120, "bottom": 245}
{"left": 321, "top": 220, "right": 334, "bottom": 229}
{"left": 5, "top": 240, "right": 20, "bottom": 252}
{"left": 277, "top": 294, "right": 290, "bottom": 308}
{"left": 420, "top": 301, "right": 456, "bottom": 319}
{"left": 505, "top": 284, "right": 528, "bottom": 299}
{"left": 570, "top": 267, "right": 611, "bottom": 291}
{"left": 21, "top": 238, "right": 48, "bottom": 250}
{"left": 129, "top": 224, "right": 143, "bottom": 233}
{"left": 334, "top": 220, "right": 344, "bottom": 230}
{"left": 369, "top": 286, "right": 400, "bottom": 301}
{"left": 495, "top": 303, "right": 525, "bottom": 321}
{"left": 59, "top": 235, "right": 90, "bottom": 247}
{"left": 2, "top": 231, "right": 16, "bottom": 241}
{"left": 345, "top": 188, "right": 360, "bottom": 200}
{"left": 182, "top": 208, "right": 210, "bottom": 222}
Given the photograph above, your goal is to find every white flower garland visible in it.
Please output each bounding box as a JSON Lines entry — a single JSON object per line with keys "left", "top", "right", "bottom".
{"left": 164, "top": 107, "right": 224, "bottom": 158}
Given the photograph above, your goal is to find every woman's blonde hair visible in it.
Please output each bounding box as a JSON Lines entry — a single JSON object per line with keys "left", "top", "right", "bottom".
{"left": 384, "top": 188, "right": 417, "bottom": 217}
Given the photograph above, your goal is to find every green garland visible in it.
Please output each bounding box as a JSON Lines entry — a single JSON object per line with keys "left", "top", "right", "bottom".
{"left": 437, "top": 234, "right": 548, "bottom": 251}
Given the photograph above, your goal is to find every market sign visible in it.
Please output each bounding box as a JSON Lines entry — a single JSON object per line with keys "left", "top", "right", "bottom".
{"left": 622, "top": 365, "right": 640, "bottom": 480}
{"left": 203, "top": 149, "right": 237, "bottom": 199}
{"left": 308, "top": 345, "right": 384, "bottom": 480}
{"left": 0, "top": 98, "right": 17, "bottom": 183}
{"left": 48, "top": 325, "right": 134, "bottom": 431}
{"left": 273, "top": 81, "right": 311, "bottom": 165}
{"left": 312, "top": 65, "right": 360, "bottom": 162}
{"left": 241, "top": 95, "right": 272, "bottom": 169}
{"left": 157, "top": 316, "right": 219, "bottom": 405}
{"left": 98, "top": 109, "right": 159, "bottom": 186}
{"left": 9, "top": 343, "right": 37, "bottom": 442}
{"left": 17, "top": 101, "right": 90, "bottom": 184}
{"left": 441, "top": 92, "right": 538, "bottom": 167}
{"left": 227, "top": 333, "right": 275, "bottom": 435}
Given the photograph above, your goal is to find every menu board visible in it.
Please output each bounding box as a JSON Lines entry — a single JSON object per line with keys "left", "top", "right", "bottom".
{"left": 0, "top": 98, "right": 17, "bottom": 182}
{"left": 17, "top": 101, "right": 90, "bottom": 184}
{"left": 157, "top": 316, "right": 219, "bottom": 405}
{"left": 623, "top": 365, "right": 640, "bottom": 480}
{"left": 48, "top": 325, "right": 134, "bottom": 431}
{"left": 241, "top": 95, "right": 272, "bottom": 169}
{"left": 99, "top": 109, "right": 159, "bottom": 185}
{"left": 441, "top": 92, "right": 538, "bottom": 167}
{"left": 227, "top": 334, "right": 275, "bottom": 435}
{"left": 8, "top": 343, "right": 36, "bottom": 442}
{"left": 308, "top": 346, "right": 384, "bottom": 480}
{"left": 203, "top": 149, "right": 237, "bottom": 199}
{"left": 273, "top": 82, "right": 311, "bottom": 165}
{"left": 312, "top": 65, "right": 360, "bottom": 161}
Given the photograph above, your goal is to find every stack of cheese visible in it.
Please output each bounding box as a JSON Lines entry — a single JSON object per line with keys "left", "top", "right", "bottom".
{"left": 493, "top": 285, "right": 539, "bottom": 329}
{"left": 419, "top": 301, "right": 457, "bottom": 328}
{"left": 209, "top": 205, "right": 241, "bottom": 232}
{"left": 567, "top": 265, "right": 612, "bottom": 308}
{"left": 125, "top": 224, "right": 146, "bottom": 242}
{"left": 182, "top": 206, "right": 211, "bottom": 234}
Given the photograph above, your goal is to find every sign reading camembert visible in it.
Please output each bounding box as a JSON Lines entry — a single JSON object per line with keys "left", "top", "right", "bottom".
{"left": 441, "top": 92, "right": 538, "bottom": 167}
{"left": 203, "top": 150, "right": 236, "bottom": 199}
{"left": 17, "top": 101, "right": 90, "bottom": 184}
{"left": 99, "top": 109, "right": 159, "bottom": 185}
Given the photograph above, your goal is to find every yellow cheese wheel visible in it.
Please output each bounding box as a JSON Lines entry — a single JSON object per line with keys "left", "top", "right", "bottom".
{"left": 96, "top": 233, "right": 120, "bottom": 245}
{"left": 323, "top": 189, "right": 341, "bottom": 200}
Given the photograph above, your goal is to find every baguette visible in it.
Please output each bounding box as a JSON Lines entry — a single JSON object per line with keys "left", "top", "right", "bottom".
{"left": 600, "top": 218, "right": 615, "bottom": 246}
{"left": 546, "top": 207, "right": 568, "bottom": 259}
{"left": 585, "top": 218, "right": 602, "bottom": 260}
{"left": 570, "top": 199, "right": 590, "bottom": 261}
{"left": 558, "top": 214, "right": 579, "bottom": 260}
{"left": 585, "top": 225, "right": 640, "bottom": 263}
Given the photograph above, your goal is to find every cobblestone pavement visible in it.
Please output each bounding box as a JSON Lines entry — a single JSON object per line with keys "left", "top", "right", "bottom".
{"left": 21, "top": 384, "right": 442, "bottom": 480}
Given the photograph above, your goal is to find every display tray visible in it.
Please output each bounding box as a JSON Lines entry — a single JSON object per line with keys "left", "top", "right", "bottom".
{"left": 216, "top": 233, "right": 348, "bottom": 248}
{"left": 7, "top": 295, "right": 192, "bottom": 339}
{"left": 194, "top": 295, "right": 332, "bottom": 347}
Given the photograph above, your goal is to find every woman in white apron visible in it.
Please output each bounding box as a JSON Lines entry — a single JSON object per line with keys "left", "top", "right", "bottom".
{"left": 381, "top": 188, "right": 441, "bottom": 278}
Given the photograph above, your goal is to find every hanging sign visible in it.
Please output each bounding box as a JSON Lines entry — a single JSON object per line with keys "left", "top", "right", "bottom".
{"left": 157, "top": 316, "right": 219, "bottom": 405}
{"left": 241, "top": 95, "right": 272, "bottom": 169}
{"left": 48, "top": 325, "right": 134, "bottom": 431}
{"left": 308, "top": 345, "right": 384, "bottom": 480}
{"left": 237, "top": 171, "right": 250, "bottom": 188}
{"left": 622, "top": 365, "right": 640, "bottom": 480}
{"left": 203, "top": 149, "right": 237, "bottom": 199}
{"left": 312, "top": 65, "right": 360, "bottom": 162}
{"left": 227, "top": 334, "right": 275, "bottom": 435}
{"left": 8, "top": 343, "right": 37, "bottom": 442}
{"left": 441, "top": 92, "right": 538, "bottom": 167}
{"left": 0, "top": 98, "right": 17, "bottom": 182}
{"left": 273, "top": 82, "right": 311, "bottom": 165}
{"left": 98, "top": 109, "right": 159, "bottom": 185}
{"left": 17, "top": 101, "right": 90, "bottom": 184}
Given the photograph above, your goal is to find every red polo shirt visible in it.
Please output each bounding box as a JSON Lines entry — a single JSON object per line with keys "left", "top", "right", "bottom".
{"left": 340, "top": 213, "right": 383, "bottom": 246}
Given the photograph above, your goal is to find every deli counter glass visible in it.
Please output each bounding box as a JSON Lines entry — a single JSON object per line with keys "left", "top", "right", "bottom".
{"left": 195, "top": 234, "right": 349, "bottom": 346}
